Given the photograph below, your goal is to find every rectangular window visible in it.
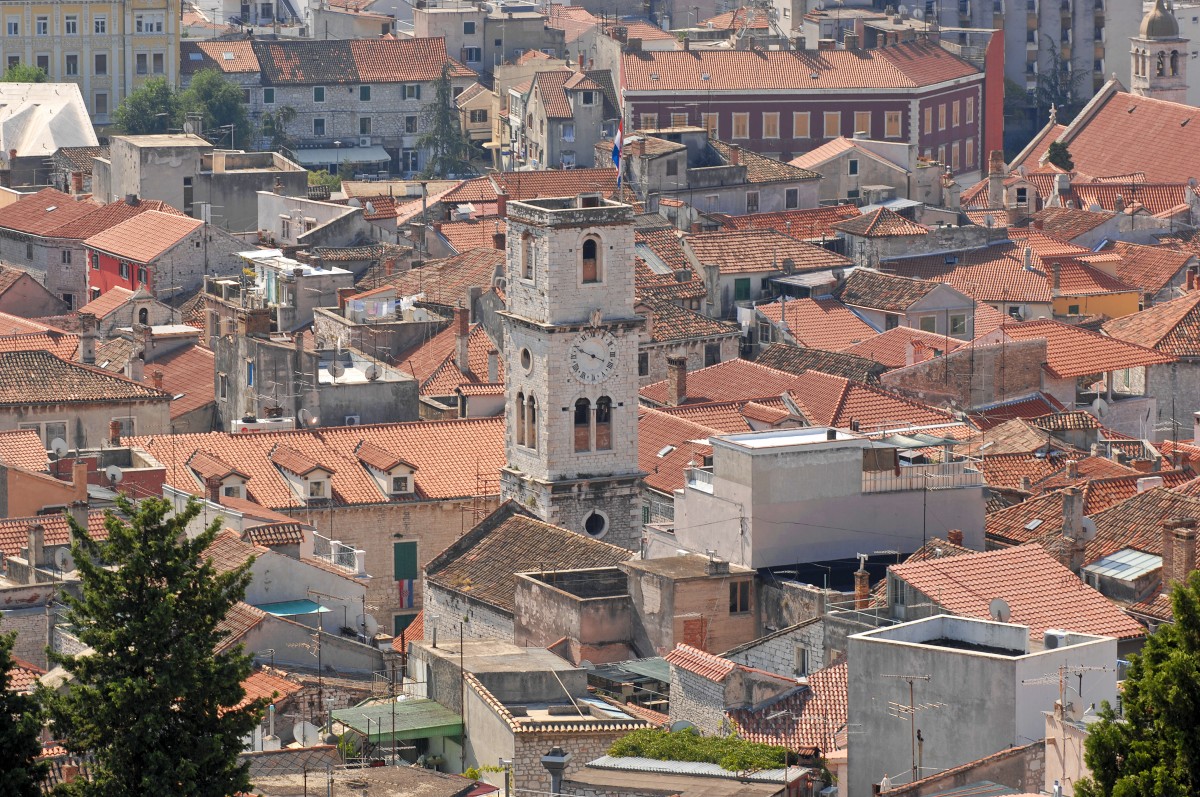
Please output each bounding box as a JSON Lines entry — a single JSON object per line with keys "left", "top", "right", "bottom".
{"left": 794, "top": 646, "right": 808, "bottom": 676}
{"left": 793, "top": 111, "right": 811, "bottom": 138}
{"left": 36, "top": 55, "right": 50, "bottom": 73}
{"left": 313, "top": 118, "right": 325, "bottom": 136}
{"left": 25, "top": 243, "right": 33, "bottom": 260}
{"left": 581, "top": 90, "right": 594, "bottom": 105}
{"left": 938, "top": 103, "right": 947, "bottom": 130}
{"left": 938, "top": 144, "right": 946, "bottom": 165}
{"left": 670, "top": 112, "right": 688, "bottom": 127}
{"left": 119, "top": 262, "right": 129, "bottom": 279}
{"left": 639, "top": 113, "right": 657, "bottom": 129}
{"left": 762, "top": 112, "right": 780, "bottom": 139}
{"left": 95, "top": 53, "right": 108, "bottom": 75}
{"left": 949, "top": 314, "right": 967, "bottom": 335}
{"left": 729, "top": 580, "right": 751, "bottom": 613}
{"left": 666, "top": 159, "right": 678, "bottom": 176}
{"left": 732, "top": 112, "right": 749, "bottom": 139}
{"left": 65, "top": 55, "right": 79, "bottom": 76}
{"left": 61, "top": 250, "right": 71, "bottom": 265}
{"left": 705, "top": 343, "right": 721, "bottom": 367}
{"left": 885, "top": 313, "right": 899, "bottom": 330}
{"left": 65, "top": 15, "right": 78, "bottom": 34}
{"left": 36, "top": 16, "right": 49, "bottom": 35}
{"left": 638, "top": 352, "right": 649, "bottom": 376}
{"left": 965, "top": 137, "right": 975, "bottom": 168}
{"left": 951, "top": 141, "right": 960, "bottom": 170}
{"left": 463, "top": 46, "right": 481, "bottom": 62}
{"left": 404, "top": 84, "right": 421, "bottom": 100}
{"left": 91, "top": 253, "right": 100, "bottom": 270}
{"left": 402, "top": 148, "right": 419, "bottom": 172}
{"left": 263, "top": 87, "right": 275, "bottom": 104}
{"left": 823, "top": 111, "right": 841, "bottom": 138}
{"left": 848, "top": 158, "right": 859, "bottom": 176}
{"left": 359, "top": 85, "right": 371, "bottom": 101}
{"left": 391, "top": 475, "right": 409, "bottom": 493}
{"left": 785, "top": 188, "right": 799, "bottom": 209}
{"left": 136, "top": 53, "right": 148, "bottom": 75}
{"left": 924, "top": 106, "right": 933, "bottom": 134}
{"left": 405, "top": 115, "right": 418, "bottom": 134}
{"left": 94, "top": 16, "right": 107, "bottom": 34}
{"left": 6, "top": 18, "right": 18, "bottom": 35}
{"left": 885, "top": 111, "right": 902, "bottom": 138}
{"left": 463, "top": 20, "right": 476, "bottom": 34}
{"left": 359, "top": 116, "right": 371, "bottom": 135}
{"left": 854, "top": 110, "right": 871, "bottom": 136}
{"left": 307, "top": 480, "right": 325, "bottom": 499}
{"left": 966, "top": 96, "right": 975, "bottom": 123}
{"left": 701, "top": 112, "right": 718, "bottom": 136}
{"left": 136, "top": 266, "right": 148, "bottom": 285}
{"left": 746, "top": 191, "right": 759, "bottom": 213}
{"left": 953, "top": 100, "right": 961, "bottom": 127}
{"left": 562, "top": 122, "right": 575, "bottom": 142}
{"left": 919, "top": 315, "right": 937, "bottom": 332}
{"left": 734, "top": 277, "right": 751, "bottom": 301}
{"left": 469, "top": 109, "right": 488, "bottom": 123}
{"left": 313, "top": 86, "right": 325, "bottom": 102}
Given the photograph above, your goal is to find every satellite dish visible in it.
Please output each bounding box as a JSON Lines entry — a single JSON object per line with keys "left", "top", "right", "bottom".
{"left": 183, "top": 121, "right": 195, "bottom": 134}
{"left": 898, "top": 4, "right": 908, "bottom": 12}
{"left": 104, "top": 465, "right": 124, "bottom": 484}
{"left": 348, "top": 198, "right": 362, "bottom": 208}
{"left": 913, "top": 7, "right": 924, "bottom": 18}
{"left": 292, "top": 721, "right": 323, "bottom": 747}
{"left": 579, "top": 659, "right": 595, "bottom": 670}
{"left": 362, "top": 614, "right": 379, "bottom": 637}
{"left": 1080, "top": 516, "right": 1098, "bottom": 542}
{"left": 364, "top": 201, "right": 376, "bottom": 215}
{"left": 364, "top": 363, "right": 381, "bottom": 381}
{"left": 54, "top": 547, "right": 75, "bottom": 572}
{"left": 669, "top": 720, "right": 696, "bottom": 733}
{"left": 328, "top": 361, "right": 345, "bottom": 378}
{"left": 49, "top": 437, "right": 68, "bottom": 458}
{"left": 989, "top": 597, "right": 1012, "bottom": 622}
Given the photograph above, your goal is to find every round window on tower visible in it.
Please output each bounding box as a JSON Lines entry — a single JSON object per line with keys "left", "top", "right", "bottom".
{"left": 520, "top": 347, "right": 533, "bottom": 374}
{"left": 583, "top": 510, "right": 609, "bottom": 538}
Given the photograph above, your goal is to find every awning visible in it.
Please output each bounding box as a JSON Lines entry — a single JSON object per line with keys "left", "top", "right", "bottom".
{"left": 877, "top": 433, "right": 968, "bottom": 449}
{"left": 332, "top": 698, "right": 463, "bottom": 743}
{"left": 294, "top": 146, "right": 391, "bottom": 166}
{"left": 255, "top": 599, "right": 330, "bottom": 617}
{"left": 858, "top": 197, "right": 923, "bottom": 215}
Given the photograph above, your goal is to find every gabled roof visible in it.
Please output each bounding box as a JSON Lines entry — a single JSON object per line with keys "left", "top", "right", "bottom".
{"left": 790, "top": 137, "right": 907, "bottom": 172}
{"left": 78, "top": 286, "right": 135, "bottom": 319}
{"left": 729, "top": 660, "right": 848, "bottom": 754}
{"left": 640, "top": 296, "right": 740, "bottom": 343}
{"left": 684, "top": 229, "right": 851, "bottom": 275}
{"left": 360, "top": 247, "right": 503, "bottom": 304}
{"left": 651, "top": 397, "right": 795, "bottom": 435}
{"left": 253, "top": 38, "right": 475, "bottom": 85}
{"left": 708, "top": 140, "right": 822, "bottom": 183}
{"left": 754, "top": 342, "right": 887, "bottom": 383}
{"left": 0, "top": 188, "right": 97, "bottom": 236}
{"left": 188, "top": 450, "right": 249, "bottom": 481}
{"left": 889, "top": 544, "right": 1146, "bottom": 640}
{"left": 531, "top": 70, "right": 601, "bottom": 119}
{"left": 702, "top": 6, "right": 772, "bottom": 29}
{"left": 640, "top": 359, "right": 807, "bottom": 406}
{"left": 665, "top": 644, "right": 736, "bottom": 682}
{"left": 834, "top": 268, "right": 941, "bottom": 311}
{"left": 0, "top": 350, "right": 169, "bottom": 406}
{"left": 986, "top": 318, "right": 1175, "bottom": 378}
{"left": 55, "top": 145, "right": 108, "bottom": 173}
{"left": 441, "top": 168, "right": 618, "bottom": 204}
{"left": 424, "top": 502, "right": 632, "bottom": 614}
{"left": 639, "top": 409, "right": 718, "bottom": 494}
{"left": 355, "top": 439, "right": 417, "bottom": 473}
{"left": 82, "top": 210, "right": 203, "bottom": 264}
{"left": 1104, "top": 241, "right": 1195, "bottom": 295}
{"left": 1029, "top": 207, "right": 1113, "bottom": 241}
{"left": 1102, "top": 290, "right": 1200, "bottom": 355}
{"left": 0, "top": 429, "right": 50, "bottom": 472}
{"left": 216, "top": 602, "right": 268, "bottom": 654}
{"left": 756, "top": 297, "right": 877, "bottom": 351}
{"left": 622, "top": 40, "right": 979, "bottom": 92}
{"left": 634, "top": 227, "right": 706, "bottom": 302}
{"left": 0, "top": 509, "right": 108, "bottom": 557}
{"left": 969, "top": 393, "right": 1065, "bottom": 431}
{"left": 1084, "top": 486, "right": 1200, "bottom": 562}
{"left": 394, "top": 322, "right": 501, "bottom": 396}
{"left": 145, "top": 344, "right": 216, "bottom": 420}
{"left": 270, "top": 444, "right": 332, "bottom": 477}
{"left": 181, "top": 40, "right": 261, "bottom": 74}
{"left": 832, "top": 207, "right": 927, "bottom": 238}
{"left": 843, "top": 327, "right": 964, "bottom": 368}
{"left": 709, "top": 204, "right": 862, "bottom": 240}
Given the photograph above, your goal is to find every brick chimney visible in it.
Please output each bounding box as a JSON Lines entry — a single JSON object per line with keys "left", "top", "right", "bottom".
{"left": 454, "top": 307, "right": 470, "bottom": 373}
{"left": 109, "top": 419, "right": 122, "bottom": 446}
{"left": 337, "top": 287, "right": 356, "bottom": 311}
{"left": 496, "top": 190, "right": 508, "bottom": 218}
{"left": 1188, "top": 268, "right": 1197, "bottom": 292}
{"left": 26, "top": 524, "right": 44, "bottom": 569}
{"left": 151, "top": 369, "right": 164, "bottom": 391}
{"left": 205, "top": 476, "right": 222, "bottom": 503}
{"left": 728, "top": 145, "right": 741, "bottom": 166}
{"left": 72, "top": 460, "right": 89, "bottom": 503}
{"left": 1162, "top": 518, "right": 1198, "bottom": 587}
{"left": 947, "top": 529, "right": 964, "bottom": 546}
{"left": 487, "top": 348, "right": 499, "bottom": 382}
{"left": 666, "top": 356, "right": 687, "bottom": 406}
{"left": 1061, "top": 486, "right": 1085, "bottom": 573}
{"left": 854, "top": 566, "right": 870, "bottom": 609}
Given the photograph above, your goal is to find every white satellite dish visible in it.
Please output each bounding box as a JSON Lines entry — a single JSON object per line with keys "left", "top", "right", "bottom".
{"left": 292, "top": 721, "right": 323, "bottom": 747}
{"left": 913, "top": 7, "right": 924, "bottom": 19}
{"left": 49, "top": 437, "right": 68, "bottom": 458}
{"left": 364, "top": 201, "right": 376, "bottom": 215}
{"left": 54, "top": 547, "right": 75, "bottom": 572}
{"left": 328, "top": 361, "right": 345, "bottom": 378}
{"left": 579, "top": 659, "right": 595, "bottom": 670}
{"left": 898, "top": 4, "right": 909, "bottom": 13}
{"left": 183, "top": 121, "right": 195, "bottom": 134}
{"left": 989, "top": 597, "right": 1012, "bottom": 622}
{"left": 104, "top": 465, "right": 124, "bottom": 484}
{"left": 363, "top": 363, "right": 380, "bottom": 381}
{"left": 362, "top": 614, "right": 379, "bottom": 637}
{"left": 1080, "top": 516, "right": 1098, "bottom": 542}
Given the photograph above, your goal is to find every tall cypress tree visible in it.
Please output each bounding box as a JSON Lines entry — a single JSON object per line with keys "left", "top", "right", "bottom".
{"left": 48, "top": 496, "right": 266, "bottom": 797}
{"left": 0, "top": 631, "right": 46, "bottom": 797}
{"left": 417, "top": 62, "right": 473, "bottom": 179}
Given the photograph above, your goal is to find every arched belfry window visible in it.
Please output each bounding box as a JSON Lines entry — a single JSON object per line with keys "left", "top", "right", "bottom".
{"left": 574, "top": 398, "right": 591, "bottom": 452}
{"left": 515, "top": 391, "right": 526, "bottom": 446}
{"left": 521, "top": 232, "right": 535, "bottom": 280}
{"left": 527, "top": 396, "right": 538, "bottom": 451}
{"left": 1171, "top": 50, "right": 1180, "bottom": 75}
{"left": 595, "top": 396, "right": 612, "bottom": 450}
{"left": 138, "top": 307, "right": 149, "bottom": 325}
{"left": 581, "top": 236, "right": 601, "bottom": 284}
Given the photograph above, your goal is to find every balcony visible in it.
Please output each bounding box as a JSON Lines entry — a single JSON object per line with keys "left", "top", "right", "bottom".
{"left": 861, "top": 460, "right": 984, "bottom": 494}
{"left": 685, "top": 466, "right": 714, "bottom": 493}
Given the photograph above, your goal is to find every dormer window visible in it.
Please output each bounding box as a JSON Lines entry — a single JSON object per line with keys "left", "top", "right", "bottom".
{"left": 392, "top": 475, "right": 410, "bottom": 494}
{"left": 308, "top": 479, "right": 327, "bottom": 499}
{"left": 223, "top": 485, "right": 243, "bottom": 499}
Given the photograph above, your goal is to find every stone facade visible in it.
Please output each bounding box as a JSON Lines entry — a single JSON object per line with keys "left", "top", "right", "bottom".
{"left": 722, "top": 619, "right": 827, "bottom": 678}
{"left": 884, "top": 740, "right": 1045, "bottom": 797}
{"left": 637, "top": 335, "right": 740, "bottom": 386}
{"left": 420, "top": 581, "right": 516, "bottom": 644}
{"left": 882, "top": 338, "right": 1048, "bottom": 410}
{"left": 666, "top": 666, "right": 729, "bottom": 736}
{"left": 512, "top": 731, "right": 627, "bottom": 794}
{"left": 0, "top": 233, "right": 85, "bottom": 307}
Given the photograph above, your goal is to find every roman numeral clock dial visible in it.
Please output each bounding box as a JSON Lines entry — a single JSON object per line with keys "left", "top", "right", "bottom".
{"left": 569, "top": 329, "right": 618, "bottom": 384}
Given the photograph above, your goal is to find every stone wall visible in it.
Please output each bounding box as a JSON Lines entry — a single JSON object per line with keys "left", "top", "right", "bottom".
{"left": 513, "top": 730, "right": 631, "bottom": 795}
{"left": 638, "top": 335, "right": 741, "bottom": 387}
{"left": 882, "top": 338, "right": 1048, "bottom": 410}
{"left": 884, "top": 741, "right": 1045, "bottom": 796}
{"left": 0, "top": 607, "right": 50, "bottom": 669}
{"left": 723, "top": 619, "right": 826, "bottom": 677}
{"left": 758, "top": 579, "right": 837, "bottom": 631}
{"left": 667, "top": 667, "right": 728, "bottom": 736}
{"left": 421, "top": 583, "right": 516, "bottom": 645}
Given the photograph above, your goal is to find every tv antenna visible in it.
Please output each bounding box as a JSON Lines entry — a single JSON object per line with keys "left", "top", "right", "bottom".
{"left": 883, "top": 673, "right": 944, "bottom": 785}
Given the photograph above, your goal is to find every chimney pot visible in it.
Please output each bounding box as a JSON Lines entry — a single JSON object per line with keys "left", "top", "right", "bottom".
{"left": 947, "top": 529, "right": 964, "bottom": 546}
{"left": 666, "top": 356, "right": 688, "bottom": 406}
{"left": 454, "top": 307, "right": 470, "bottom": 372}
{"left": 1163, "top": 518, "right": 1198, "bottom": 586}
{"left": 487, "top": 347, "right": 499, "bottom": 383}
{"left": 854, "top": 568, "right": 870, "bottom": 609}
{"left": 151, "top": 369, "right": 164, "bottom": 391}
{"left": 27, "top": 524, "right": 44, "bottom": 570}
{"left": 205, "top": 476, "right": 222, "bottom": 503}
{"left": 496, "top": 191, "right": 508, "bottom": 218}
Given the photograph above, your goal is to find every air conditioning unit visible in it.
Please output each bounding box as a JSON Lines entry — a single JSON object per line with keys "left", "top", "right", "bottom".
{"left": 358, "top": 136, "right": 371, "bottom": 147}
{"left": 1043, "top": 628, "right": 1068, "bottom": 649}
{"left": 344, "top": 415, "right": 361, "bottom": 425}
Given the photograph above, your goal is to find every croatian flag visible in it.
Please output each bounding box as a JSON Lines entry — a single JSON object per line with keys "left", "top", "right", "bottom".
{"left": 613, "top": 119, "right": 623, "bottom": 187}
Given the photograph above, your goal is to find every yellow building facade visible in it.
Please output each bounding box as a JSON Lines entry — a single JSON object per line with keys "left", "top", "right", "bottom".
{"left": 0, "top": 0, "right": 179, "bottom": 127}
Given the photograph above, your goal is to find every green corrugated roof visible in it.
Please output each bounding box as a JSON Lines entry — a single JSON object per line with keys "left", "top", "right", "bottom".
{"left": 332, "top": 698, "right": 462, "bottom": 743}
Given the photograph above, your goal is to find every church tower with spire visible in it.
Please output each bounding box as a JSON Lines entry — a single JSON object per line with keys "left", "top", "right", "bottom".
{"left": 1130, "top": 0, "right": 1189, "bottom": 103}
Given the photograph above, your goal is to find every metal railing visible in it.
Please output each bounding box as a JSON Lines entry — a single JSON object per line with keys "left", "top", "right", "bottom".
{"left": 861, "top": 461, "right": 983, "bottom": 494}
{"left": 685, "top": 466, "right": 714, "bottom": 492}
{"left": 312, "top": 532, "right": 359, "bottom": 572}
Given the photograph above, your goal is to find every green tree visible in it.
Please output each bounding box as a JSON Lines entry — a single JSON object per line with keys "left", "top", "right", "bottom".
{"left": 1033, "top": 36, "right": 1089, "bottom": 124}
{"left": 417, "top": 62, "right": 473, "bottom": 178}
{"left": 1075, "top": 571, "right": 1200, "bottom": 797}
{"left": 114, "top": 77, "right": 177, "bottom": 134}
{"left": 260, "top": 105, "right": 297, "bottom": 152}
{"left": 178, "top": 69, "right": 252, "bottom": 150}
{"left": 1047, "top": 141, "right": 1074, "bottom": 171}
{"left": 0, "top": 632, "right": 46, "bottom": 797}
{"left": 308, "top": 168, "right": 341, "bottom": 190}
{"left": 48, "top": 496, "right": 265, "bottom": 797}
{"left": 0, "top": 64, "right": 48, "bottom": 83}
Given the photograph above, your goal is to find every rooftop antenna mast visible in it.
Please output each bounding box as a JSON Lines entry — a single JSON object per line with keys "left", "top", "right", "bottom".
{"left": 883, "top": 673, "right": 943, "bottom": 786}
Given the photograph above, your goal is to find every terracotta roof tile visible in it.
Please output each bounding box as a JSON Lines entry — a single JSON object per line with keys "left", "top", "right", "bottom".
{"left": 622, "top": 40, "right": 978, "bottom": 92}
{"left": 665, "top": 644, "right": 736, "bottom": 682}
{"left": 181, "top": 40, "right": 260, "bottom": 74}
{"left": 355, "top": 439, "right": 417, "bottom": 472}
{"left": 216, "top": 602, "right": 268, "bottom": 654}
{"left": 1082, "top": 486, "right": 1200, "bottom": 562}
{"left": 254, "top": 38, "right": 474, "bottom": 85}
{"left": 729, "top": 660, "right": 848, "bottom": 754}
{"left": 231, "top": 669, "right": 302, "bottom": 714}
{"left": 0, "top": 429, "right": 50, "bottom": 471}
{"left": 244, "top": 522, "right": 306, "bottom": 547}
{"left": 1104, "top": 290, "right": 1200, "bottom": 355}
{"left": 968, "top": 393, "right": 1065, "bottom": 431}
{"left": 531, "top": 70, "right": 599, "bottom": 119}
{"left": 1105, "top": 241, "right": 1195, "bottom": 296}
{"left": 55, "top": 145, "right": 108, "bottom": 173}
{"left": 40, "top": 199, "right": 184, "bottom": 241}
{"left": 189, "top": 450, "right": 249, "bottom": 481}
{"left": 834, "top": 269, "right": 940, "bottom": 311}
{"left": 424, "top": 503, "right": 631, "bottom": 613}
{"left": 889, "top": 544, "right": 1146, "bottom": 640}
{"left": 1082, "top": 469, "right": 1193, "bottom": 513}
{"left": 708, "top": 140, "right": 821, "bottom": 183}
{"left": 757, "top": 297, "right": 877, "bottom": 351}
{"left": 754, "top": 342, "right": 886, "bottom": 383}
{"left": 395, "top": 323, "right": 502, "bottom": 396}
{"left": 979, "top": 453, "right": 1062, "bottom": 490}
{"left": 143, "top": 345, "right": 215, "bottom": 421}
{"left": 640, "top": 296, "right": 739, "bottom": 343}
{"left": 0, "top": 350, "right": 169, "bottom": 406}
{"left": 638, "top": 408, "right": 718, "bottom": 494}
{"left": 1030, "top": 207, "right": 1113, "bottom": 241}
{"left": 0, "top": 189, "right": 97, "bottom": 236}
{"left": 442, "top": 169, "right": 619, "bottom": 205}
{"left": 78, "top": 286, "right": 135, "bottom": 319}
{"left": 710, "top": 204, "right": 862, "bottom": 240}
{"left": 269, "top": 444, "right": 330, "bottom": 477}
{"left": 435, "top": 221, "right": 506, "bottom": 255}
{"left": 843, "top": 327, "right": 964, "bottom": 368}
{"left": 360, "top": 247, "right": 504, "bottom": 309}
{"left": 685, "top": 229, "right": 851, "bottom": 275}
{"left": 634, "top": 227, "right": 706, "bottom": 302}
{"left": 640, "top": 359, "right": 807, "bottom": 405}
{"left": 1072, "top": 183, "right": 1189, "bottom": 216}
{"left": 833, "top": 207, "right": 927, "bottom": 238}
{"left": 8, "top": 659, "right": 44, "bottom": 693}
{"left": 131, "top": 418, "right": 505, "bottom": 508}
{"left": 987, "top": 318, "right": 1174, "bottom": 378}
{"left": 83, "top": 211, "right": 203, "bottom": 264}
{"left": 651, "top": 399, "right": 794, "bottom": 435}
{"left": 0, "top": 510, "right": 108, "bottom": 557}
{"left": 964, "top": 418, "right": 1082, "bottom": 457}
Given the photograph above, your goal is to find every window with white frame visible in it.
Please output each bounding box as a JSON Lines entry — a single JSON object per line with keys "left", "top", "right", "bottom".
{"left": 112, "top": 417, "right": 135, "bottom": 437}
{"left": 136, "top": 53, "right": 148, "bottom": 74}
{"left": 561, "top": 122, "right": 575, "bottom": 142}
{"left": 36, "top": 16, "right": 49, "bottom": 35}
{"left": 391, "top": 475, "right": 410, "bottom": 494}
{"left": 308, "top": 479, "right": 327, "bottom": 499}
{"left": 403, "top": 84, "right": 421, "bottom": 100}
{"left": 7, "top": 17, "right": 20, "bottom": 35}
{"left": 66, "top": 15, "right": 78, "bottom": 33}
{"left": 94, "top": 15, "right": 107, "bottom": 33}
{"left": 65, "top": 54, "right": 79, "bottom": 76}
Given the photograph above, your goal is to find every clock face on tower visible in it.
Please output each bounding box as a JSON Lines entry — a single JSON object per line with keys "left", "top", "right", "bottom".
{"left": 569, "top": 329, "right": 618, "bottom": 383}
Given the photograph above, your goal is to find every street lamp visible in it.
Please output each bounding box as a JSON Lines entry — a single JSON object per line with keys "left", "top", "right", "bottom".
{"left": 333, "top": 139, "right": 342, "bottom": 178}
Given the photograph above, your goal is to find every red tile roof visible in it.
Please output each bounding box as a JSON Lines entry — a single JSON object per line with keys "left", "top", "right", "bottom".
{"left": 531, "top": 70, "right": 600, "bottom": 119}
{"left": 1104, "top": 241, "right": 1195, "bottom": 296}
{"left": 231, "top": 669, "right": 303, "bottom": 714}
{"left": 638, "top": 409, "right": 718, "bottom": 495}
{"left": 968, "top": 393, "right": 1065, "bottom": 431}
{"left": 1083, "top": 486, "right": 1200, "bottom": 562}
{"left": 8, "top": 659, "right": 44, "bottom": 693}
{"left": 1029, "top": 207, "right": 1113, "bottom": 242}
{"left": 978, "top": 453, "right": 1062, "bottom": 490}
{"left": 394, "top": 323, "right": 501, "bottom": 396}
{"left": 665, "top": 644, "right": 737, "bottom": 682}
{"left": 651, "top": 398, "right": 794, "bottom": 435}
{"left": 754, "top": 342, "right": 886, "bottom": 383}
{"left": 216, "top": 602, "right": 268, "bottom": 654}
{"left": 703, "top": 6, "right": 772, "bottom": 29}
{"left": 0, "top": 189, "right": 97, "bottom": 236}
{"left": 729, "top": 660, "right": 848, "bottom": 754}
{"left": 622, "top": 40, "right": 979, "bottom": 92}
{"left": 48, "top": 198, "right": 184, "bottom": 241}
{"left": 889, "top": 544, "right": 1146, "bottom": 640}
{"left": 189, "top": 450, "right": 249, "bottom": 481}
{"left": 1071, "top": 183, "right": 1189, "bottom": 216}
{"left": 844, "top": 327, "right": 964, "bottom": 368}
{"left": 641, "top": 296, "right": 739, "bottom": 344}
{"left": 708, "top": 140, "right": 822, "bottom": 183}
{"left": 710, "top": 204, "right": 862, "bottom": 240}
{"left": 144, "top": 344, "right": 215, "bottom": 420}
{"left": 835, "top": 268, "right": 942, "bottom": 311}
{"left": 0, "top": 510, "right": 108, "bottom": 557}
{"left": 436, "top": 221, "right": 507, "bottom": 255}
{"left": 442, "top": 169, "right": 619, "bottom": 205}
{"left": 254, "top": 38, "right": 475, "bottom": 85}
{"left": 987, "top": 318, "right": 1175, "bottom": 378}
{"left": 1103, "top": 290, "right": 1200, "bottom": 355}
{"left": 634, "top": 227, "right": 706, "bottom": 302}
{"left": 78, "top": 286, "right": 135, "bottom": 319}
{"left": 833, "top": 207, "right": 927, "bottom": 238}
{"left": 0, "top": 429, "right": 50, "bottom": 471}
{"left": 684, "top": 230, "right": 852, "bottom": 275}
{"left": 0, "top": 350, "right": 170, "bottom": 406}
{"left": 131, "top": 418, "right": 505, "bottom": 509}
{"left": 83, "top": 211, "right": 203, "bottom": 264}
{"left": 757, "top": 298, "right": 877, "bottom": 351}
{"left": 640, "top": 359, "right": 807, "bottom": 406}
{"left": 360, "top": 248, "right": 504, "bottom": 309}
{"left": 1082, "top": 470, "right": 1194, "bottom": 514}
{"left": 181, "top": 40, "right": 261, "bottom": 73}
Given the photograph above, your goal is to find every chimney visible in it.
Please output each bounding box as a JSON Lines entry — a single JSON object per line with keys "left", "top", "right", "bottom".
{"left": 704, "top": 557, "right": 730, "bottom": 576}
{"left": 384, "top": 258, "right": 395, "bottom": 277}
{"left": 493, "top": 230, "right": 506, "bottom": 250}
{"left": 947, "top": 529, "right": 964, "bottom": 546}
{"left": 109, "top": 419, "right": 121, "bottom": 446}
{"left": 337, "top": 287, "right": 356, "bottom": 311}
{"left": 454, "top": 306, "right": 470, "bottom": 372}
{"left": 1137, "top": 475, "right": 1165, "bottom": 493}
{"left": 1162, "top": 518, "right": 1198, "bottom": 586}
{"left": 487, "top": 348, "right": 499, "bottom": 382}
{"left": 1055, "top": 172, "right": 1071, "bottom": 200}
{"left": 68, "top": 499, "right": 89, "bottom": 530}
{"left": 1020, "top": 475, "right": 1032, "bottom": 492}
{"left": 125, "top": 193, "right": 139, "bottom": 207}
{"left": 1113, "top": 194, "right": 1125, "bottom": 213}
{"left": 854, "top": 566, "right": 870, "bottom": 609}
{"left": 127, "top": 355, "right": 144, "bottom": 382}
{"left": 1061, "top": 486, "right": 1085, "bottom": 573}
{"left": 666, "top": 356, "right": 687, "bottom": 406}
{"left": 1033, "top": 218, "right": 1044, "bottom": 230}
{"left": 728, "top": 145, "right": 741, "bottom": 166}
{"left": 72, "top": 460, "right": 89, "bottom": 503}
{"left": 205, "top": 476, "right": 222, "bottom": 503}
{"left": 496, "top": 190, "right": 508, "bottom": 218}
{"left": 151, "top": 369, "right": 164, "bottom": 391}
{"left": 1064, "top": 459, "right": 1078, "bottom": 480}
{"left": 987, "top": 150, "right": 1006, "bottom": 208}
{"left": 1052, "top": 262, "right": 1061, "bottom": 292}
{"left": 1189, "top": 268, "right": 1197, "bottom": 292}
{"left": 905, "top": 340, "right": 917, "bottom": 367}
{"left": 26, "top": 524, "right": 44, "bottom": 570}
{"left": 1023, "top": 247, "right": 1033, "bottom": 271}
{"left": 79, "top": 312, "right": 98, "bottom": 364}
{"left": 683, "top": 35, "right": 690, "bottom": 50}
{"left": 843, "top": 30, "right": 859, "bottom": 50}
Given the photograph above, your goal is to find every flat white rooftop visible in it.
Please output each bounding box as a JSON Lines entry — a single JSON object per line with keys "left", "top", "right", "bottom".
{"left": 717, "top": 427, "right": 863, "bottom": 450}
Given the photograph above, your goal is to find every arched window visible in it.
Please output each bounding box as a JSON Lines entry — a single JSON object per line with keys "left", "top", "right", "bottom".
{"left": 581, "top": 236, "right": 601, "bottom": 284}
{"left": 574, "top": 398, "right": 591, "bottom": 452}
{"left": 527, "top": 396, "right": 537, "bottom": 451}
{"left": 521, "top": 232, "right": 535, "bottom": 280}
{"left": 515, "top": 391, "right": 526, "bottom": 447}
{"left": 138, "top": 307, "right": 149, "bottom": 325}
{"left": 1158, "top": 51, "right": 1167, "bottom": 77}
{"left": 1171, "top": 50, "right": 1180, "bottom": 75}
{"left": 595, "top": 396, "right": 612, "bottom": 450}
